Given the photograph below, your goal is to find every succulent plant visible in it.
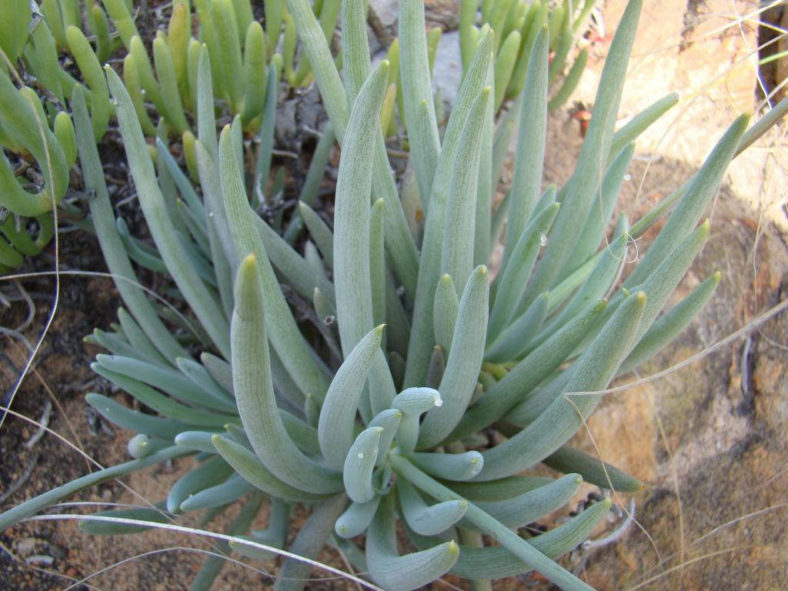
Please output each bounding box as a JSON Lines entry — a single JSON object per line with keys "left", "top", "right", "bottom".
{"left": 2, "top": 0, "right": 787, "bottom": 589}
{"left": 460, "top": 0, "right": 595, "bottom": 112}
{"left": 0, "top": 0, "right": 332, "bottom": 272}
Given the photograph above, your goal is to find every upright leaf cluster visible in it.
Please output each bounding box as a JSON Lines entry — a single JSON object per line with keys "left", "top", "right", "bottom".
{"left": 1, "top": 1, "right": 785, "bottom": 590}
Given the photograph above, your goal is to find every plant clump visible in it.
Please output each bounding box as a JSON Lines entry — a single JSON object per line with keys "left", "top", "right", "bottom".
{"left": 1, "top": 0, "right": 786, "bottom": 590}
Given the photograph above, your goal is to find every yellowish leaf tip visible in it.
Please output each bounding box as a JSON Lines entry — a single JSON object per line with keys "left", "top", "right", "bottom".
{"left": 635, "top": 291, "right": 647, "bottom": 305}
{"left": 447, "top": 540, "right": 460, "bottom": 555}
{"left": 711, "top": 271, "right": 722, "bottom": 282}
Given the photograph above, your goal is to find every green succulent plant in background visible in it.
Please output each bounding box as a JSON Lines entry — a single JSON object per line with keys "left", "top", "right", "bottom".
{"left": 1, "top": 0, "right": 787, "bottom": 589}
{"left": 0, "top": 0, "right": 334, "bottom": 273}
{"left": 460, "top": 0, "right": 595, "bottom": 113}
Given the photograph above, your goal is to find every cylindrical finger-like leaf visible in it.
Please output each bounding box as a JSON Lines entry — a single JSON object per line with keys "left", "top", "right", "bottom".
{"left": 409, "top": 450, "right": 484, "bottom": 481}
{"left": 548, "top": 48, "right": 588, "bottom": 111}
{"left": 231, "top": 254, "right": 341, "bottom": 493}
{"left": 299, "top": 201, "right": 334, "bottom": 268}
{"left": 72, "top": 88, "right": 186, "bottom": 362}
{"left": 152, "top": 35, "right": 190, "bottom": 135}
{"left": 524, "top": 1, "right": 643, "bottom": 308}
{"left": 479, "top": 291, "right": 647, "bottom": 480}
{"left": 96, "top": 354, "right": 232, "bottom": 413}
{"left": 433, "top": 499, "right": 613, "bottom": 580}
{"left": 126, "top": 432, "right": 170, "bottom": 460}
{"left": 489, "top": 201, "right": 559, "bottom": 339}
{"left": 318, "top": 325, "right": 384, "bottom": 469}
{"left": 367, "top": 494, "right": 459, "bottom": 591}
{"left": 211, "top": 0, "right": 244, "bottom": 109}
{"left": 432, "top": 274, "right": 459, "bottom": 354}
{"left": 86, "top": 393, "right": 191, "bottom": 440}
{"left": 621, "top": 270, "right": 721, "bottom": 374}
{"left": 627, "top": 220, "right": 712, "bottom": 345}
{"left": 541, "top": 215, "right": 629, "bottom": 331}
{"left": 0, "top": 445, "right": 186, "bottom": 532}
{"left": 333, "top": 60, "right": 389, "bottom": 355}
{"left": 485, "top": 290, "right": 550, "bottom": 362}
{"left": 241, "top": 21, "right": 267, "bottom": 126}
{"left": 419, "top": 266, "right": 489, "bottom": 449}
{"left": 53, "top": 112, "right": 77, "bottom": 169}
{"left": 212, "top": 434, "right": 328, "bottom": 502}
{"left": 441, "top": 88, "right": 490, "bottom": 294}
{"left": 167, "top": 1, "right": 190, "bottom": 95}
{"left": 494, "top": 30, "right": 521, "bottom": 111}
{"left": 341, "top": 0, "right": 372, "bottom": 102}
{"left": 286, "top": 0, "right": 348, "bottom": 136}
{"left": 473, "top": 473, "right": 582, "bottom": 530}
{"left": 219, "top": 126, "right": 331, "bottom": 398}
{"left": 502, "top": 26, "right": 548, "bottom": 271}
{"left": 392, "top": 387, "right": 442, "bottom": 454}
{"left": 544, "top": 445, "right": 644, "bottom": 492}
{"left": 370, "top": 199, "right": 386, "bottom": 326}
{"left": 390, "top": 455, "right": 593, "bottom": 591}
{"left": 625, "top": 116, "right": 747, "bottom": 288}
{"left": 167, "top": 456, "right": 233, "bottom": 513}
{"left": 108, "top": 68, "right": 231, "bottom": 357}
{"left": 175, "top": 431, "right": 223, "bottom": 454}
{"left": 368, "top": 408, "right": 402, "bottom": 467}
{"left": 562, "top": 144, "right": 635, "bottom": 282}
{"left": 129, "top": 35, "right": 164, "bottom": 111}
{"left": 448, "top": 298, "right": 607, "bottom": 444}
{"left": 609, "top": 93, "right": 679, "bottom": 160}
{"left": 102, "top": 0, "right": 141, "bottom": 47}
{"left": 275, "top": 494, "right": 348, "bottom": 591}
{"left": 122, "top": 53, "right": 157, "bottom": 136}
{"left": 344, "top": 427, "right": 383, "bottom": 503}
{"left": 179, "top": 473, "right": 254, "bottom": 511}
{"left": 399, "top": 0, "right": 441, "bottom": 209}
{"left": 398, "top": 479, "right": 467, "bottom": 535}
{"left": 403, "top": 29, "right": 493, "bottom": 388}
{"left": 0, "top": 80, "right": 69, "bottom": 216}
{"left": 91, "top": 363, "right": 233, "bottom": 428}
{"left": 335, "top": 496, "right": 381, "bottom": 538}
